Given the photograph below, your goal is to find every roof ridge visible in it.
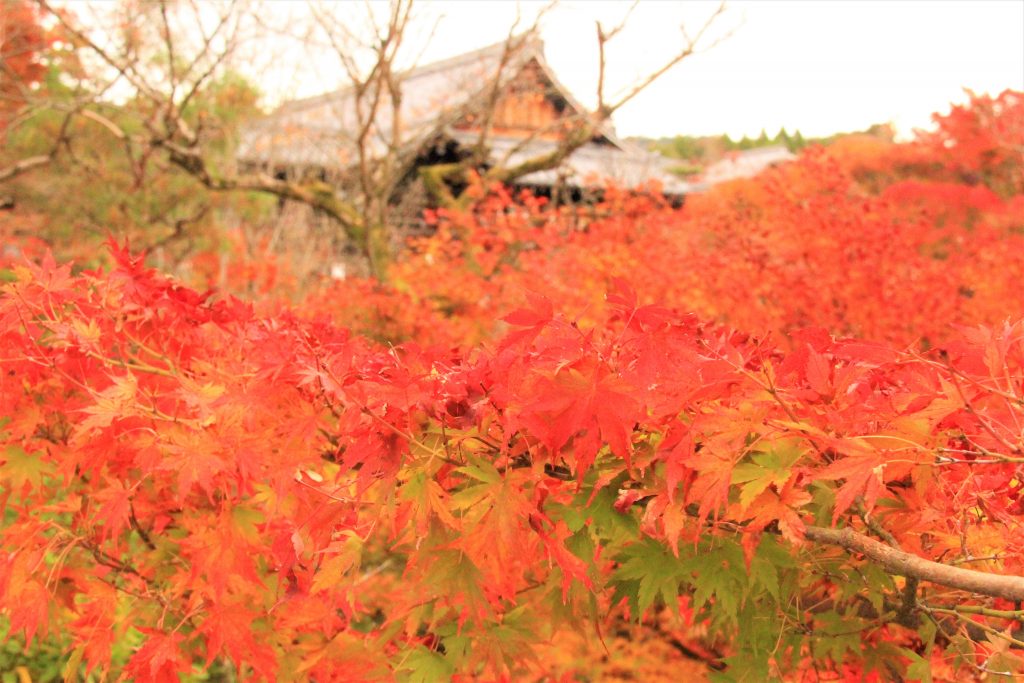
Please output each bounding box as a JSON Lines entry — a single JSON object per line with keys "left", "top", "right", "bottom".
{"left": 269, "top": 34, "right": 545, "bottom": 115}
{"left": 401, "top": 33, "right": 543, "bottom": 82}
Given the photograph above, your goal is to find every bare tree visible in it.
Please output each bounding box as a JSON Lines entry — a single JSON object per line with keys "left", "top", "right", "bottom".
{"left": 304, "top": 0, "right": 421, "bottom": 276}
{"left": 6, "top": 0, "right": 731, "bottom": 279}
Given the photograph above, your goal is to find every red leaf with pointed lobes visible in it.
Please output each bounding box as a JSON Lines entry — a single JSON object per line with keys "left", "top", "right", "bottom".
{"left": 512, "top": 359, "right": 640, "bottom": 474}
{"left": 804, "top": 345, "right": 833, "bottom": 398}
{"left": 123, "top": 630, "right": 190, "bottom": 683}
{"left": 817, "top": 452, "right": 889, "bottom": 524}
{"left": 538, "top": 520, "right": 593, "bottom": 602}
{"left": 93, "top": 478, "right": 132, "bottom": 542}
{"left": 199, "top": 600, "right": 277, "bottom": 680}
{"left": 69, "top": 583, "right": 119, "bottom": 676}
{"left": 606, "top": 276, "right": 673, "bottom": 330}
{"left": 4, "top": 578, "right": 50, "bottom": 646}
{"left": 502, "top": 298, "right": 552, "bottom": 328}
{"left": 660, "top": 426, "right": 695, "bottom": 504}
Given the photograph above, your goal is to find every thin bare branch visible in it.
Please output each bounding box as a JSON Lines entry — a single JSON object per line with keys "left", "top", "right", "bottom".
{"left": 595, "top": 0, "right": 639, "bottom": 113}
{"left": 38, "top": 0, "right": 163, "bottom": 107}
{"left": 158, "top": 0, "right": 178, "bottom": 97}
{"left": 0, "top": 154, "right": 51, "bottom": 183}
{"left": 176, "top": 0, "right": 242, "bottom": 116}
{"left": 0, "top": 108, "right": 74, "bottom": 183}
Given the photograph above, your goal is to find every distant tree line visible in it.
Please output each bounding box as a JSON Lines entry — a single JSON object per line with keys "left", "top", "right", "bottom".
{"left": 636, "top": 123, "right": 895, "bottom": 177}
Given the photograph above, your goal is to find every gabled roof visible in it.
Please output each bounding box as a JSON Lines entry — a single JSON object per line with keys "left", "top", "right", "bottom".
{"left": 238, "top": 37, "right": 571, "bottom": 167}
{"left": 237, "top": 36, "right": 694, "bottom": 195}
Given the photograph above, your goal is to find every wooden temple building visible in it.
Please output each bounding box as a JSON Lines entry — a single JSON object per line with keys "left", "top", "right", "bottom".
{"left": 236, "top": 37, "right": 693, "bottom": 209}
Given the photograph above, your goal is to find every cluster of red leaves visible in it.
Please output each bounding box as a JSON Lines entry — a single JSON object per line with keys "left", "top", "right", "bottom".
{"left": 299, "top": 93, "right": 1024, "bottom": 354}
{"left": 922, "top": 89, "right": 1024, "bottom": 197}
{"left": 3, "top": 238, "right": 1024, "bottom": 679}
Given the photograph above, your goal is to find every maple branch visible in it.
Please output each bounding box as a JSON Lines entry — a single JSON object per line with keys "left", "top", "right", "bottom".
{"left": 952, "top": 554, "right": 1009, "bottom": 566}
{"left": 803, "top": 525, "right": 1024, "bottom": 602}
{"left": 595, "top": 2, "right": 639, "bottom": 113}
{"left": 933, "top": 449, "right": 1022, "bottom": 465}
{"left": 854, "top": 498, "right": 902, "bottom": 549}
{"left": 82, "top": 348, "right": 176, "bottom": 379}
{"left": 293, "top": 475, "right": 357, "bottom": 504}
{"left": 913, "top": 349, "right": 1024, "bottom": 404}
{"left": 84, "top": 540, "right": 148, "bottom": 581}
{"left": 157, "top": 138, "right": 367, "bottom": 237}
{"left": 942, "top": 604, "right": 1024, "bottom": 620}
{"left": 0, "top": 107, "right": 74, "bottom": 183}
{"left": 896, "top": 576, "right": 919, "bottom": 624}
{"left": 598, "top": 1, "right": 729, "bottom": 118}
{"left": 0, "top": 154, "right": 51, "bottom": 183}
{"left": 642, "top": 609, "right": 726, "bottom": 671}
{"left": 920, "top": 604, "right": 1024, "bottom": 649}
{"left": 940, "top": 350, "right": 1023, "bottom": 455}
{"left": 130, "top": 501, "right": 157, "bottom": 551}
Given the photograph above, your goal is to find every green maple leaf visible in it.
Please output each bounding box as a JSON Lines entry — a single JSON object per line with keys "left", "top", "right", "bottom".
{"left": 749, "top": 534, "right": 797, "bottom": 604}
{"left": 1, "top": 445, "right": 54, "bottom": 491}
{"left": 731, "top": 441, "right": 804, "bottom": 510}
{"left": 400, "top": 648, "right": 455, "bottom": 683}
{"left": 903, "top": 648, "right": 932, "bottom": 683}
{"left": 681, "top": 540, "right": 748, "bottom": 625}
{"left": 613, "top": 538, "right": 688, "bottom": 616}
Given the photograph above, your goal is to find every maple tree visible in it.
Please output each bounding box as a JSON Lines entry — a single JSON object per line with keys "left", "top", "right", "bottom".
{"left": 0, "top": 0, "right": 272, "bottom": 268}
{"left": 1, "top": 91, "right": 1024, "bottom": 681}
{"left": 0, "top": 0, "right": 82, "bottom": 191}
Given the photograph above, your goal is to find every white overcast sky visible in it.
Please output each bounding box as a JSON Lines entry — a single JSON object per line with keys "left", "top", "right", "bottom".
{"left": 270, "top": 0, "right": 1024, "bottom": 141}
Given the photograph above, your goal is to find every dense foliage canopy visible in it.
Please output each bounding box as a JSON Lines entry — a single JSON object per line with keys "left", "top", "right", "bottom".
{"left": 1, "top": 90, "right": 1023, "bottom": 681}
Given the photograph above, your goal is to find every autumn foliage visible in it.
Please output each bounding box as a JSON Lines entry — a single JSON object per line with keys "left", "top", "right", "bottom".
{"left": 0, "top": 0, "right": 53, "bottom": 132}
{"left": 2, "top": 91, "right": 1024, "bottom": 681}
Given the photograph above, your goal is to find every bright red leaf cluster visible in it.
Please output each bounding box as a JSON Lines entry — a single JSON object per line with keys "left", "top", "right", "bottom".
{"left": 3, "top": 244, "right": 1024, "bottom": 680}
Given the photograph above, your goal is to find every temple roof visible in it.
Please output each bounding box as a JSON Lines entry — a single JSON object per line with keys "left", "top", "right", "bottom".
{"left": 237, "top": 37, "right": 693, "bottom": 196}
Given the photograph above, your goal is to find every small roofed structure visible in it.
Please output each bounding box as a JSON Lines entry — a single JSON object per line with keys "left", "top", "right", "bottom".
{"left": 237, "top": 37, "right": 693, "bottom": 203}
{"left": 693, "top": 145, "right": 796, "bottom": 188}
